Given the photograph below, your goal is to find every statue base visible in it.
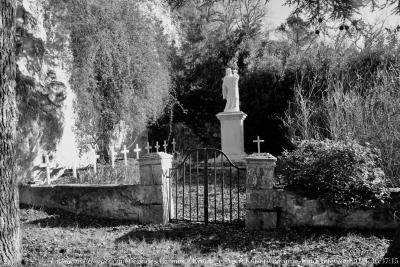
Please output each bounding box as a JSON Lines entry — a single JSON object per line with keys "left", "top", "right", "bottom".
{"left": 216, "top": 111, "right": 247, "bottom": 161}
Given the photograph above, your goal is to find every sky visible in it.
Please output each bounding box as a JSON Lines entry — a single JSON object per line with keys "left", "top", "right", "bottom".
{"left": 264, "top": 0, "right": 400, "bottom": 29}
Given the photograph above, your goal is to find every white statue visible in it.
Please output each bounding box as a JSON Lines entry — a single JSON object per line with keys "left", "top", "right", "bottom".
{"left": 222, "top": 68, "right": 240, "bottom": 112}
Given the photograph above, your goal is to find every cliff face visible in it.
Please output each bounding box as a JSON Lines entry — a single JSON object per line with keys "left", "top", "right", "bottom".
{"left": 15, "top": 0, "right": 180, "bottom": 183}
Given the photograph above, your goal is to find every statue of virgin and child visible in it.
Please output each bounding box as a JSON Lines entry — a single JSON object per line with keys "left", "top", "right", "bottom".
{"left": 222, "top": 68, "right": 240, "bottom": 112}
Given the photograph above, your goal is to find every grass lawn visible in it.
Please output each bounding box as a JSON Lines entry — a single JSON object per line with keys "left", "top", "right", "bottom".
{"left": 21, "top": 206, "right": 392, "bottom": 266}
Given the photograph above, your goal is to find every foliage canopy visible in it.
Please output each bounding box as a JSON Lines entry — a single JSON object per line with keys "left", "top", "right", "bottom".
{"left": 69, "top": 0, "right": 172, "bottom": 155}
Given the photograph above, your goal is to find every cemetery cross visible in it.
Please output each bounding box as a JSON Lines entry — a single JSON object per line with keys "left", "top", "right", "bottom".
{"left": 121, "top": 145, "right": 129, "bottom": 166}
{"left": 93, "top": 150, "right": 100, "bottom": 174}
{"left": 253, "top": 136, "right": 264, "bottom": 154}
{"left": 172, "top": 138, "right": 176, "bottom": 153}
{"left": 163, "top": 140, "right": 168, "bottom": 153}
{"left": 134, "top": 144, "right": 141, "bottom": 159}
{"left": 145, "top": 142, "right": 152, "bottom": 153}
{"left": 110, "top": 148, "right": 116, "bottom": 169}
{"left": 155, "top": 141, "right": 160, "bottom": 153}
{"left": 72, "top": 160, "right": 77, "bottom": 179}
{"left": 40, "top": 154, "right": 51, "bottom": 185}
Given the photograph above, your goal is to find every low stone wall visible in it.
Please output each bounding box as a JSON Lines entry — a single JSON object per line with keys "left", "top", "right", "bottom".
{"left": 245, "top": 153, "right": 400, "bottom": 230}
{"left": 251, "top": 189, "right": 399, "bottom": 230}
{"left": 19, "top": 184, "right": 164, "bottom": 223}
{"left": 20, "top": 152, "right": 174, "bottom": 224}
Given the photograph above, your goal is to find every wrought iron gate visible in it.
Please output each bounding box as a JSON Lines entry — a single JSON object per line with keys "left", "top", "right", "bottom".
{"left": 169, "top": 148, "right": 246, "bottom": 225}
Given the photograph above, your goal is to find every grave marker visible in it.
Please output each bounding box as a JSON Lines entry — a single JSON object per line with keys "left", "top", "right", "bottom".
{"left": 163, "top": 140, "right": 168, "bottom": 153}
{"left": 110, "top": 148, "right": 116, "bottom": 169}
{"left": 145, "top": 142, "right": 152, "bottom": 154}
{"left": 93, "top": 150, "right": 100, "bottom": 173}
{"left": 134, "top": 144, "right": 141, "bottom": 159}
{"left": 253, "top": 136, "right": 264, "bottom": 154}
{"left": 172, "top": 138, "right": 176, "bottom": 153}
{"left": 121, "top": 145, "right": 129, "bottom": 166}
{"left": 72, "top": 161, "right": 77, "bottom": 179}
{"left": 155, "top": 141, "right": 160, "bottom": 153}
{"left": 40, "top": 154, "right": 51, "bottom": 185}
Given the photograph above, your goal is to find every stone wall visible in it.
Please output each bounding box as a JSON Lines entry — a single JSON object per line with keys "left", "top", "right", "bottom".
{"left": 277, "top": 189, "right": 399, "bottom": 229}
{"left": 245, "top": 153, "right": 400, "bottom": 230}
{"left": 20, "top": 152, "right": 174, "bottom": 224}
{"left": 19, "top": 184, "right": 165, "bottom": 223}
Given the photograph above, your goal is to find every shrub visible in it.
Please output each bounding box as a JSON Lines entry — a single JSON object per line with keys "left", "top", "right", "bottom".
{"left": 275, "top": 139, "right": 391, "bottom": 208}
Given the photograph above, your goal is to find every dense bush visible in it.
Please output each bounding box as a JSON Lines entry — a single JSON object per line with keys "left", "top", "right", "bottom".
{"left": 276, "top": 139, "right": 391, "bottom": 208}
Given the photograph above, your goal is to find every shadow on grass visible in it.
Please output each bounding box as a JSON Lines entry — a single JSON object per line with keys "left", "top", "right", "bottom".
{"left": 115, "top": 222, "right": 395, "bottom": 254}
{"left": 20, "top": 204, "right": 134, "bottom": 228}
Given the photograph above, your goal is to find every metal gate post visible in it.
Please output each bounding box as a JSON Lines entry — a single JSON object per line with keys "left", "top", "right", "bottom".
{"left": 204, "top": 149, "right": 209, "bottom": 225}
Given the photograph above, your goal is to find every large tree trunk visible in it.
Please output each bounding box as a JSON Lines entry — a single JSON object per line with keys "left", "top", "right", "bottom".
{"left": 377, "top": 225, "right": 400, "bottom": 266}
{"left": 0, "top": 0, "right": 20, "bottom": 265}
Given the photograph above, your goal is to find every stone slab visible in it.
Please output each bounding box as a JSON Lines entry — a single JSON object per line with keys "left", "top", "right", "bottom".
{"left": 246, "top": 209, "right": 277, "bottom": 230}
{"left": 246, "top": 189, "right": 286, "bottom": 210}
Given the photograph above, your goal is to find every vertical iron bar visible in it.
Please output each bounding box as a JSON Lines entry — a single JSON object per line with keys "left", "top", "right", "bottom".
{"left": 214, "top": 151, "right": 217, "bottom": 222}
{"left": 229, "top": 166, "right": 232, "bottom": 222}
{"left": 221, "top": 154, "right": 224, "bottom": 222}
{"left": 204, "top": 149, "right": 209, "bottom": 225}
{"left": 169, "top": 168, "right": 171, "bottom": 222}
{"left": 196, "top": 150, "right": 199, "bottom": 221}
{"left": 189, "top": 154, "right": 192, "bottom": 222}
{"left": 175, "top": 168, "right": 178, "bottom": 221}
{"left": 183, "top": 160, "right": 185, "bottom": 220}
{"left": 237, "top": 169, "right": 240, "bottom": 221}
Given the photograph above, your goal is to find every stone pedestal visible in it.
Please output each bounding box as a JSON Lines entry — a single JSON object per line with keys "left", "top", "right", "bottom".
{"left": 245, "top": 153, "right": 278, "bottom": 230}
{"left": 216, "top": 111, "right": 247, "bottom": 161}
{"left": 138, "top": 152, "right": 174, "bottom": 224}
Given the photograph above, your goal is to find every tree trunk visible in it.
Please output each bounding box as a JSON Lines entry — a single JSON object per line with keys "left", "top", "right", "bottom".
{"left": 0, "top": 0, "right": 20, "bottom": 265}
{"left": 377, "top": 225, "right": 400, "bottom": 266}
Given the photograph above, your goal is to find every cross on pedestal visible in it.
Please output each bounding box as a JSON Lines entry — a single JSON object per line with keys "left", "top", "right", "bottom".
{"left": 93, "top": 150, "right": 100, "bottom": 174}
{"left": 253, "top": 136, "right": 264, "bottom": 154}
{"left": 172, "top": 138, "right": 176, "bottom": 152}
{"left": 110, "top": 148, "right": 116, "bottom": 169}
{"left": 121, "top": 145, "right": 129, "bottom": 166}
{"left": 134, "top": 144, "right": 141, "bottom": 159}
{"left": 40, "top": 154, "right": 51, "bottom": 185}
{"left": 155, "top": 141, "right": 160, "bottom": 153}
{"left": 145, "top": 142, "right": 152, "bottom": 154}
{"left": 163, "top": 140, "right": 168, "bottom": 153}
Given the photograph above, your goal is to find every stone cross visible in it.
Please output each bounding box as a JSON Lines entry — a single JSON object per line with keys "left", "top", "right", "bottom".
{"left": 121, "top": 145, "right": 129, "bottom": 166}
{"left": 134, "top": 144, "right": 141, "bottom": 159}
{"left": 145, "top": 142, "right": 152, "bottom": 154}
{"left": 93, "top": 150, "right": 100, "bottom": 174}
{"left": 40, "top": 154, "right": 51, "bottom": 185}
{"left": 110, "top": 148, "right": 116, "bottom": 169}
{"left": 163, "top": 140, "right": 168, "bottom": 153}
{"left": 172, "top": 138, "right": 176, "bottom": 152}
{"left": 253, "top": 136, "right": 264, "bottom": 153}
{"left": 72, "top": 161, "right": 77, "bottom": 179}
{"left": 155, "top": 141, "right": 160, "bottom": 153}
